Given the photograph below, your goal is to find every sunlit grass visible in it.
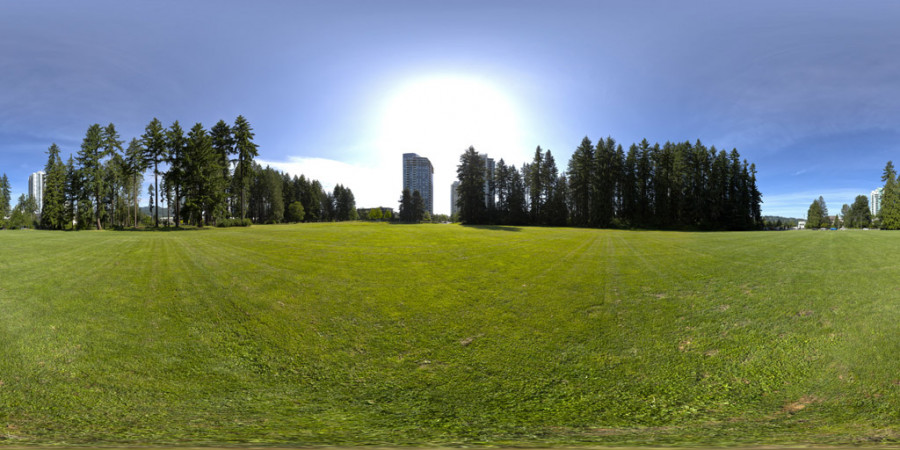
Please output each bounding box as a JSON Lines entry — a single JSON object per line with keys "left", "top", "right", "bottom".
{"left": 1, "top": 224, "right": 900, "bottom": 445}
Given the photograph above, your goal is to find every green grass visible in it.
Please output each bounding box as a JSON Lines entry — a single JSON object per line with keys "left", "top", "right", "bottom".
{"left": 2, "top": 223, "right": 900, "bottom": 446}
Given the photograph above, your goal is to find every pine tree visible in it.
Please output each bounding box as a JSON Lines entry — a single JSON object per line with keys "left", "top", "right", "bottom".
{"left": 233, "top": 115, "right": 259, "bottom": 221}
{"left": 63, "top": 156, "right": 77, "bottom": 228}
{"left": 41, "top": 143, "right": 66, "bottom": 229}
{"left": 526, "top": 146, "right": 543, "bottom": 222}
{"left": 399, "top": 188, "right": 413, "bottom": 223}
{"left": 142, "top": 118, "right": 167, "bottom": 227}
{"left": 211, "top": 120, "right": 235, "bottom": 220}
{"left": 124, "top": 138, "right": 147, "bottom": 227}
{"left": 182, "top": 123, "right": 217, "bottom": 226}
{"left": 806, "top": 199, "right": 823, "bottom": 229}
{"left": 880, "top": 161, "right": 900, "bottom": 229}
{"left": 165, "top": 121, "right": 187, "bottom": 227}
{"left": 567, "top": 136, "right": 593, "bottom": 226}
{"left": 411, "top": 190, "right": 425, "bottom": 223}
{"left": 0, "top": 173, "right": 11, "bottom": 224}
{"left": 507, "top": 166, "right": 528, "bottom": 225}
{"left": 76, "top": 123, "right": 107, "bottom": 230}
{"left": 456, "top": 146, "right": 487, "bottom": 224}
{"left": 495, "top": 159, "right": 510, "bottom": 221}
{"left": 848, "top": 195, "right": 871, "bottom": 228}
{"left": 541, "top": 149, "right": 560, "bottom": 225}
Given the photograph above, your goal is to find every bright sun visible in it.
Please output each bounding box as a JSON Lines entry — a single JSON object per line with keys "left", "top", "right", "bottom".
{"left": 377, "top": 75, "right": 523, "bottom": 158}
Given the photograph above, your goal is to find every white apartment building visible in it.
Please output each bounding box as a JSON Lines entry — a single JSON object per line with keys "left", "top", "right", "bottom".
{"left": 29, "top": 170, "right": 45, "bottom": 214}
{"left": 871, "top": 187, "right": 883, "bottom": 217}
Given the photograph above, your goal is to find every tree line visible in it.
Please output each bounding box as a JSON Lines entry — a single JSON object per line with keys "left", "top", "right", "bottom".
{"left": 456, "top": 136, "right": 763, "bottom": 230}
{"left": 805, "top": 195, "right": 872, "bottom": 229}
{"left": 803, "top": 160, "right": 900, "bottom": 230}
{"left": 1, "top": 116, "right": 356, "bottom": 230}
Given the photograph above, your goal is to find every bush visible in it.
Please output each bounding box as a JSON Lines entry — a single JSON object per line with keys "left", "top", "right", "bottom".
{"left": 216, "top": 218, "right": 253, "bottom": 228}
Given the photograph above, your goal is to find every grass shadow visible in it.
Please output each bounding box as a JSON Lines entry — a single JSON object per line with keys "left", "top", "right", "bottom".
{"left": 462, "top": 224, "right": 522, "bottom": 232}
{"left": 115, "top": 226, "right": 204, "bottom": 232}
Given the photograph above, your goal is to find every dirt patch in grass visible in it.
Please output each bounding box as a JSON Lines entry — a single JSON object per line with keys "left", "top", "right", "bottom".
{"left": 783, "top": 395, "right": 820, "bottom": 414}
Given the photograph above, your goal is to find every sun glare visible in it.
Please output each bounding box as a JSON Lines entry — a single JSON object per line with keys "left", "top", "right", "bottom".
{"left": 377, "top": 75, "right": 523, "bottom": 158}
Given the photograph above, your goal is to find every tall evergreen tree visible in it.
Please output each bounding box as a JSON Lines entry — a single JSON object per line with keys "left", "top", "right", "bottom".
{"left": 142, "top": 118, "right": 167, "bottom": 227}
{"left": 880, "top": 161, "right": 900, "bottom": 229}
{"left": 102, "top": 123, "right": 124, "bottom": 227}
{"left": 0, "top": 173, "right": 11, "bottom": 223}
{"left": 41, "top": 144, "right": 66, "bottom": 229}
{"left": 166, "top": 121, "right": 187, "bottom": 227}
{"left": 233, "top": 115, "right": 259, "bottom": 220}
{"left": 76, "top": 123, "right": 107, "bottom": 230}
{"left": 411, "top": 190, "right": 425, "bottom": 223}
{"left": 63, "top": 156, "right": 77, "bottom": 228}
{"left": 541, "top": 149, "right": 560, "bottom": 225}
{"left": 567, "top": 136, "right": 593, "bottom": 226}
{"left": 399, "top": 188, "right": 413, "bottom": 223}
{"left": 124, "top": 138, "right": 147, "bottom": 227}
{"left": 507, "top": 166, "right": 528, "bottom": 225}
{"left": 847, "top": 195, "right": 872, "bottom": 228}
{"left": 210, "top": 119, "right": 234, "bottom": 221}
{"left": 456, "top": 146, "right": 487, "bottom": 224}
{"left": 182, "top": 123, "right": 218, "bottom": 226}
{"left": 495, "top": 159, "right": 511, "bottom": 221}
{"left": 526, "top": 146, "right": 544, "bottom": 222}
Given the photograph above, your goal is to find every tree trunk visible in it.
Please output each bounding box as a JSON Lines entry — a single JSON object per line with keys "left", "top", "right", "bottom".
{"left": 133, "top": 175, "right": 138, "bottom": 227}
{"left": 174, "top": 186, "right": 180, "bottom": 227}
{"left": 154, "top": 162, "right": 159, "bottom": 227}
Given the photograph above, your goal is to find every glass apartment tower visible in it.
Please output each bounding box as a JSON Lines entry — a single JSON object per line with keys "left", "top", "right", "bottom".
{"left": 402, "top": 153, "right": 434, "bottom": 215}
{"left": 29, "top": 170, "right": 45, "bottom": 214}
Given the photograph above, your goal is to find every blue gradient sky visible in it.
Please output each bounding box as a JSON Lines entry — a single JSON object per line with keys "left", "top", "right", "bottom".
{"left": 3, "top": 1, "right": 900, "bottom": 217}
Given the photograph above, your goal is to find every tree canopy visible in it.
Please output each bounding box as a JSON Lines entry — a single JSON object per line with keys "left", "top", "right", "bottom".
{"left": 455, "top": 136, "right": 763, "bottom": 230}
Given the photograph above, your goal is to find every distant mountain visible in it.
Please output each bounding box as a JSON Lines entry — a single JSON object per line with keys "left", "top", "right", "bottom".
{"left": 762, "top": 215, "right": 800, "bottom": 226}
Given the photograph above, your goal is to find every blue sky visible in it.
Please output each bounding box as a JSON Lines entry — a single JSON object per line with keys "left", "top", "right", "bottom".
{"left": 3, "top": 1, "right": 900, "bottom": 217}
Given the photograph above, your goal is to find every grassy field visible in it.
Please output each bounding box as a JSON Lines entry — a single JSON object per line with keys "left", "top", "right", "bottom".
{"left": 2, "top": 223, "right": 900, "bottom": 446}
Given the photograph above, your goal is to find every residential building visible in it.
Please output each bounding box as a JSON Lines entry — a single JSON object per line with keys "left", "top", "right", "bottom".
{"left": 871, "top": 187, "right": 883, "bottom": 217}
{"left": 483, "top": 156, "right": 495, "bottom": 209}
{"left": 450, "top": 181, "right": 459, "bottom": 217}
{"left": 29, "top": 170, "right": 45, "bottom": 214}
{"left": 402, "top": 153, "right": 434, "bottom": 215}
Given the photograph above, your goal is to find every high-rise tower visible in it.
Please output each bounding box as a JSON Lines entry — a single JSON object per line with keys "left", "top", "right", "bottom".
{"left": 29, "top": 170, "right": 45, "bottom": 214}
{"left": 402, "top": 153, "right": 434, "bottom": 215}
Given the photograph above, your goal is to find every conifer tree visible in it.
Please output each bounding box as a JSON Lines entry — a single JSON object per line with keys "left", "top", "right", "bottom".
{"left": 142, "top": 118, "right": 167, "bottom": 227}
{"left": 41, "top": 143, "right": 66, "bottom": 229}
{"left": 567, "top": 136, "right": 593, "bottom": 226}
{"left": 211, "top": 120, "right": 235, "bottom": 221}
{"left": 399, "top": 188, "right": 413, "bottom": 223}
{"left": 182, "top": 123, "right": 218, "bottom": 226}
{"left": 166, "top": 121, "right": 187, "bottom": 227}
{"left": 0, "top": 173, "right": 11, "bottom": 223}
{"left": 411, "top": 190, "right": 425, "bottom": 223}
{"left": 233, "top": 115, "right": 259, "bottom": 221}
{"left": 526, "top": 146, "right": 544, "bottom": 222}
{"left": 507, "top": 166, "right": 528, "bottom": 225}
{"left": 124, "top": 138, "right": 147, "bottom": 227}
{"left": 846, "top": 196, "right": 871, "bottom": 228}
{"left": 76, "top": 123, "right": 107, "bottom": 230}
{"left": 806, "top": 199, "right": 822, "bottom": 229}
{"left": 880, "top": 161, "right": 900, "bottom": 229}
{"left": 456, "top": 146, "right": 487, "bottom": 224}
